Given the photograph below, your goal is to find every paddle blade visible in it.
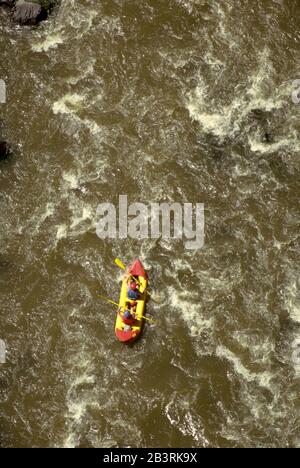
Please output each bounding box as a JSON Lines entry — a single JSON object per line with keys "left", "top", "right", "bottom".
{"left": 115, "top": 258, "right": 126, "bottom": 270}
{"left": 98, "top": 294, "right": 119, "bottom": 308}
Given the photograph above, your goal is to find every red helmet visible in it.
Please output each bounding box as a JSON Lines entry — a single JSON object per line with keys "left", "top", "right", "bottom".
{"left": 130, "top": 281, "right": 137, "bottom": 290}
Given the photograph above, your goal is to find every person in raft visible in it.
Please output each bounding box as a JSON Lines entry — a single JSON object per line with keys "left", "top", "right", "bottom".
{"left": 127, "top": 278, "right": 140, "bottom": 300}
{"left": 119, "top": 302, "right": 137, "bottom": 326}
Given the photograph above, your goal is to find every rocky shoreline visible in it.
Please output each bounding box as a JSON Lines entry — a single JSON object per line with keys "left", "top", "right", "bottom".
{"left": 0, "top": 0, "right": 58, "bottom": 25}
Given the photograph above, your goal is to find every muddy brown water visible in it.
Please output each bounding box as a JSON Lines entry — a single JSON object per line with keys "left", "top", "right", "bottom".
{"left": 0, "top": 0, "right": 300, "bottom": 448}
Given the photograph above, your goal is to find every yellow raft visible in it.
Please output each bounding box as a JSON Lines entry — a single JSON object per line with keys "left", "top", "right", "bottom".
{"left": 115, "top": 259, "right": 148, "bottom": 343}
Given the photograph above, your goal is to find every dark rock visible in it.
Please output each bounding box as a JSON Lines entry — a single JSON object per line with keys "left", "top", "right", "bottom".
{"left": 0, "top": 0, "right": 14, "bottom": 6}
{"left": 0, "top": 141, "right": 9, "bottom": 160}
{"left": 13, "top": 0, "right": 43, "bottom": 25}
{"left": 0, "top": 0, "right": 58, "bottom": 24}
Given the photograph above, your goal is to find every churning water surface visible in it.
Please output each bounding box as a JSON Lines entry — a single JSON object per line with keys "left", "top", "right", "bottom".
{"left": 0, "top": 0, "right": 299, "bottom": 448}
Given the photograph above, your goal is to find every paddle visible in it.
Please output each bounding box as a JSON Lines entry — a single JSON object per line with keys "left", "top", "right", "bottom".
{"left": 98, "top": 294, "right": 120, "bottom": 309}
{"left": 98, "top": 293, "right": 156, "bottom": 325}
{"left": 114, "top": 258, "right": 159, "bottom": 302}
{"left": 114, "top": 258, "right": 144, "bottom": 287}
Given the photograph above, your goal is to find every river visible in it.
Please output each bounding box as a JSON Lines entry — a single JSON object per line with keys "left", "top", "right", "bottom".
{"left": 0, "top": 0, "right": 299, "bottom": 448}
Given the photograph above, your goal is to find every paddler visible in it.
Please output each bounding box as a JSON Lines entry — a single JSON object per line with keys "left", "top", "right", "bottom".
{"left": 127, "top": 278, "right": 140, "bottom": 300}
{"left": 119, "top": 302, "right": 137, "bottom": 326}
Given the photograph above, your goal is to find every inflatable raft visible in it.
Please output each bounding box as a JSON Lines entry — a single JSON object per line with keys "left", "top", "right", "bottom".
{"left": 115, "top": 259, "right": 148, "bottom": 343}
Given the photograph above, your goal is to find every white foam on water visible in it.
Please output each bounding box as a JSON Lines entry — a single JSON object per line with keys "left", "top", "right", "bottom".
{"left": 285, "top": 278, "right": 300, "bottom": 324}
{"left": 167, "top": 286, "right": 213, "bottom": 337}
{"left": 99, "top": 15, "right": 124, "bottom": 37}
{"left": 30, "top": 0, "right": 74, "bottom": 53}
{"left": 66, "top": 383, "right": 92, "bottom": 424}
{"left": 184, "top": 412, "right": 210, "bottom": 447}
{"left": 216, "top": 345, "right": 273, "bottom": 389}
{"left": 62, "top": 324, "right": 101, "bottom": 448}
{"left": 186, "top": 48, "right": 297, "bottom": 151}
{"left": 203, "top": 51, "right": 224, "bottom": 71}
{"left": 52, "top": 93, "right": 85, "bottom": 116}
{"left": 246, "top": 49, "right": 275, "bottom": 100}
{"left": 160, "top": 49, "right": 192, "bottom": 70}
{"left": 73, "top": 9, "right": 98, "bottom": 37}
{"left": 83, "top": 119, "right": 103, "bottom": 136}
{"left": 215, "top": 3, "right": 230, "bottom": 44}
{"left": 34, "top": 202, "right": 55, "bottom": 232}
{"left": 232, "top": 331, "right": 275, "bottom": 365}
{"left": 72, "top": 373, "right": 95, "bottom": 388}
{"left": 56, "top": 224, "right": 68, "bottom": 240}
{"left": 63, "top": 396, "right": 99, "bottom": 448}
{"left": 70, "top": 204, "right": 93, "bottom": 230}
{"left": 248, "top": 135, "right": 300, "bottom": 154}
{"left": 174, "top": 0, "right": 202, "bottom": 15}
{"left": 63, "top": 171, "right": 80, "bottom": 190}
{"left": 35, "top": 0, "right": 98, "bottom": 49}
{"left": 67, "top": 57, "right": 96, "bottom": 85}
{"left": 16, "top": 202, "right": 55, "bottom": 237}
{"left": 231, "top": 162, "right": 252, "bottom": 178}
{"left": 274, "top": 240, "right": 282, "bottom": 250}
{"left": 171, "top": 258, "right": 194, "bottom": 272}
{"left": 186, "top": 76, "right": 285, "bottom": 141}
{"left": 291, "top": 337, "right": 300, "bottom": 378}
{"left": 52, "top": 93, "right": 105, "bottom": 139}
{"left": 165, "top": 393, "right": 210, "bottom": 446}
{"left": 186, "top": 80, "right": 230, "bottom": 138}
{"left": 51, "top": 2, "right": 98, "bottom": 42}
{"left": 32, "top": 33, "right": 64, "bottom": 52}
